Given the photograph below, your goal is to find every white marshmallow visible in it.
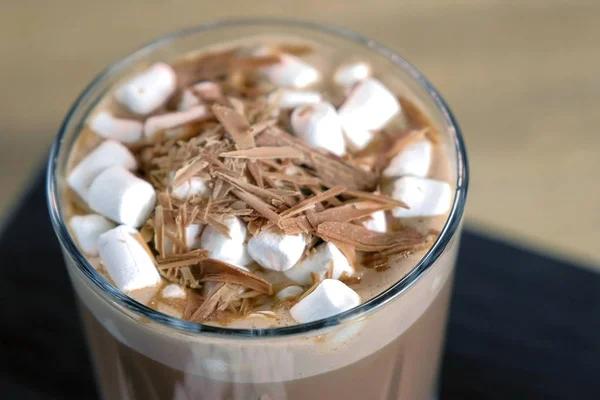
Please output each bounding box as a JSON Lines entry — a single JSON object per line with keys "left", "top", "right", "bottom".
{"left": 338, "top": 78, "right": 401, "bottom": 150}
{"left": 291, "top": 102, "right": 346, "bottom": 156}
{"left": 88, "top": 111, "right": 143, "bottom": 144}
{"left": 192, "top": 81, "right": 223, "bottom": 101}
{"left": 67, "top": 140, "right": 137, "bottom": 202}
{"left": 115, "top": 62, "right": 177, "bottom": 115}
{"left": 170, "top": 170, "right": 208, "bottom": 200}
{"left": 390, "top": 176, "right": 452, "bottom": 218}
{"left": 69, "top": 214, "right": 116, "bottom": 256}
{"left": 383, "top": 139, "right": 432, "bottom": 178}
{"left": 98, "top": 225, "right": 161, "bottom": 292}
{"left": 363, "top": 210, "right": 387, "bottom": 233}
{"left": 162, "top": 283, "right": 186, "bottom": 299}
{"left": 276, "top": 285, "right": 304, "bottom": 301}
{"left": 87, "top": 165, "right": 156, "bottom": 228}
{"left": 268, "top": 89, "right": 322, "bottom": 109}
{"left": 177, "top": 89, "right": 201, "bottom": 111}
{"left": 290, "top": 279, "right": 360, "bottom": 323}
{"left": 144, "top": 105, "right": 209, "bottom": 139}
{"left": 247, "top": 229, "right": 306, "bottom": 272}
{"left": 284, "top": 242, "right": 353, "bottom": 285}
{"left": 163, "top": 223, "right": 205, "bottom": 254}
{"left": 333, "top": 62, "right": 371, "bottom": 88}
{"left": 199, "top": 216, "right": 252, "bottom": 267}
{"left": 261, "top": 53, "right": 319, "bottom": 89}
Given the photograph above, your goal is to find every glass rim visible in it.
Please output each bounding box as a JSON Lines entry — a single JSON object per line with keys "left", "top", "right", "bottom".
{"left": 46, "top": 18, "right": 469, "bottom": 338}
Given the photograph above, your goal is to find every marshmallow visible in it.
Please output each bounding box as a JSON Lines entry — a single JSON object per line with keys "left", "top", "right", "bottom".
{"left": 115, "top": 62, "right": 177, "bottom": 115}
{"left": 87, "top": 165, "right": 156, "bottom": 228}
{"left": 383, "top": 139, "right": 432, "bottom": 178}
{"left": 67, "top": 140, "right": 137, "bottom": 202}
{"left": 247, "top": 229, "right": 306, "bottom": 272}
{"left": 98, "top": 225, "right": 161, "bottom": 292}
{"left": 284, "top": 242, "right": 353, "bottom": 285}
{"left": 144, "top": 105, "right": 209, "bottom": 139}
{"left": 163, "top": 223, "right": 205, "bottom": 254}
{"left": 268, "top": 89, "right": 322, "bottom": 109}
{"left": 177, "top": 89, "right": 202, "bottom": 111}
{"left": 363, "top": 210, "right": 387, "bottom": 233}
{"left": 170, "top": 170, "right": 208, "bottom": 200}
{"left": 199, "top": 216, "right": 252, "bottom": 267}
{"left": 88, "top": 111, "right": 143, "bottom": 144}
{"left": 291, "top": 102, "right": 346, "bottom": 156}
{"left": 261, "top": 53, "right": 320, "bottom": 89}
{"left": 162, "top": 283, "right": 186, "bottom": 299}
{"left": 390, "top": 176, "right": 452, "bottom": 218}
{"left": 276, "top": 285, "right": 304, "bottom": 301}
{"left": 338, "top": 78, "right": 401, "bottom": 150}
{"left": 192, "top": 81, "right": 223, "bottom": 101}
{"left": 69, "top": 214, "right": 116, "bottom": 256}
{"left": 333, "top": 62, "right": 371, "bottom": 88}
{"left": 290, "top": 279, "right": 360, "bottom": 323}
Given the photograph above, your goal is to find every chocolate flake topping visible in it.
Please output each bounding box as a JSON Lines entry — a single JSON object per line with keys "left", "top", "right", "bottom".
{"left": 316, "top": 221, "right": 426, "bottom": 252}
{"left": 212, "top": 104, "right": 255, "bottom": 150}
{"left": 220, "top": 146, "right": 304, "bottom": 160}
{"left": 255, "top": 127, "right": 379, "bottom": 191}
{"left": 88, "top": 41, "right": 445, "bottom": 324}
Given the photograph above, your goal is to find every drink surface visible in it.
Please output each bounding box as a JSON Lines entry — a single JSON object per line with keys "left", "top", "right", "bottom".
{"left": 63, "top": 34, "right": 455, "bottom": 330}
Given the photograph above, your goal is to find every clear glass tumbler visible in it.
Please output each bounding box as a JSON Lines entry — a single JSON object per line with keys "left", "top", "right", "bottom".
{"left": 47, "top": 19, "right": 468, "bottom": 400}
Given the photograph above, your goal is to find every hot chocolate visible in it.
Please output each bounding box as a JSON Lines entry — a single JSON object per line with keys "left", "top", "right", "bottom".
{"left": 49, "top": 21, "right": 467, "bottom": 400}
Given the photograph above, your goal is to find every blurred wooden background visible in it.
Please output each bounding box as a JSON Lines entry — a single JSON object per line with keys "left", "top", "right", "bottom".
{"left": 1, "top": 0, "right": 599, "bottom": 267}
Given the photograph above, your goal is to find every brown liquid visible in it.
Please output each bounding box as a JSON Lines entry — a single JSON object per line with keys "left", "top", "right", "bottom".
{"left": 81, "top": 272, "right": 452, "bottom": 400}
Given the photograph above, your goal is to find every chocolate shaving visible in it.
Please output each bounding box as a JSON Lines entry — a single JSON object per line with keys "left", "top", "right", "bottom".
{"left": 173, "top": 156, "right": 208, "bottom": 188}
{"left": 316, "top": 221, "right": 426, "bottom": 252}
{"left": 298, "top": 281, "right": 320, "bottom": 301}
{"left": 256, "top": 127, "right": 378, "bottom": 191}
{"left": 215, "top": 171, "right": 283, "bottom": 203}
{"left": 265, "top": 172, "right": 322, "bottom": 186}
{"left": 231, "top": 189, "right": 281, "bottom": 224}
{"left": 279, "top": 185, "right": 346, "bottom": 219}
{"left": 154, "top": 205, "right": 166, "bottom": 257}
{"left": 197, "top": 258, "right": 272, "bottom": 294}
{"left": 279, "top": 202, "right": 391, "bottom": 235}
{"left": 220, "top": 146, "right": 304, "bottom": 160}
{"left": 205, "top": 215, "right": 231, "bottom": 238}
{"left": 190, "top": 283, "right": 237, "bottom": 322}
{"left": 343, "top": 190, "right": 408, "bottom": 209}
{"left": 212, "top": 104, "right": 255, "bottom": 149}
{"left": 157, "top": 253, "right": 208, "bottom": 270}
{"left": 227, "top": 96, "right": 246, "bottom": 116}
{"left": 183, "top": 291, "right": 205, "bottom": 320}
{"left": 247, "top": 161, "right": 264, "bottom": 188}
{"left": 248, "top": 119, "right": 277, "bottom": 137}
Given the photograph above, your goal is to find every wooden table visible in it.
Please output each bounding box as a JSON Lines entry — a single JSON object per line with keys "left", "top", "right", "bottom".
{"left": 1, "top": 0, "right": 599, "bottom": 267}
